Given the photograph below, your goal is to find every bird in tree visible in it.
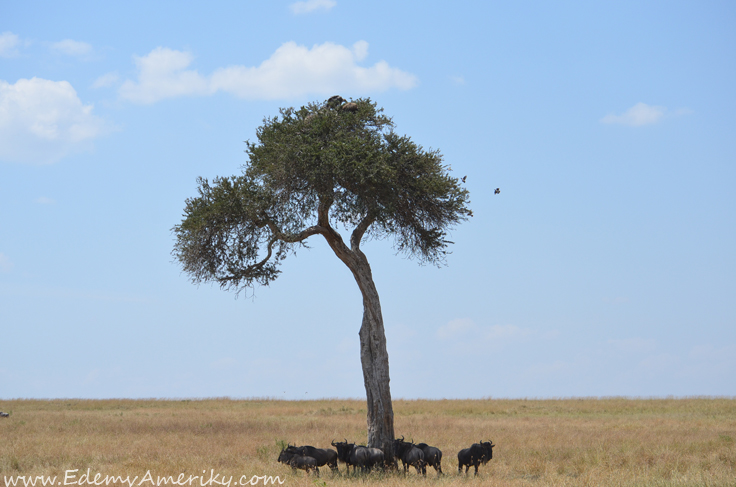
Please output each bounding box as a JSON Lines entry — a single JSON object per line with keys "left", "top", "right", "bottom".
{"left": 171, "top": 96, "right": 471, "bottom": 458}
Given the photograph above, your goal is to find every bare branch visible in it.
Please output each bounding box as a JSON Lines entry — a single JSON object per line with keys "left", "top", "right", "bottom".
{"left": 317, "top": 193, "right": 333, "bottom": 228}
{"left": 351, "top": 213, "right": 376, "bottom": 252}
{"left": 262, "top": 212, "right": 329, "bottom": 243}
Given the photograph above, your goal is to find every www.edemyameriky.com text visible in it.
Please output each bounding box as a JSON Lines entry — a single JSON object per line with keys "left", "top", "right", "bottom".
{"left": 4, "top": 469, "right": 285, "bottom": 487}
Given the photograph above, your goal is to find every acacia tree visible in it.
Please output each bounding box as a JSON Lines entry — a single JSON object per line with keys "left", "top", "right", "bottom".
{"left": 172, "top": 97, "right": 470, "bottom": 456}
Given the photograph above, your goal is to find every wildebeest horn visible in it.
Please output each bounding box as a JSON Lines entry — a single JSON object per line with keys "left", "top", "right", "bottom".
{"left": 400, "top": 435, "right": 404, "bottom": 441}
{"left": 331, "top": 439, "right": 336, "bottom": 446}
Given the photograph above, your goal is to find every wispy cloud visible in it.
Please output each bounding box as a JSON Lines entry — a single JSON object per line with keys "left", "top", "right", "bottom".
{"left": 50, "top": 39, "right": 93, "bottom": 57}
{"left": 436, "top": 318, "right": 475, "bottom": 339}
{"left": 600, "top": 102, "right": 666, "bottom": 126}
{"left": 35, "top": 196, "right": 56, "bottom": 205}
{"left": 92, "top": 72, "right": 120, "bottom": 89}
{"left": 119, "top": 41, "right": 417, "bottom": 104}
{"left": 0, "top": 78, "right": 110, "bottom": 164}
{"left": 0, "top": 31, "right": 20, "bottom": 58}
{"left": 0, "top": 253, "right": 12, "bottom": 273}
{"left": 449, "top": 75, "right": 465, "bottom": 85}
{"left": 483, "top": 324, "right": 533, "bottom": 340}
{"left": 607, "top": 337, "right": 657, "bottom": 353}
{"left": 437, "top": 318, "right": 536, "bottom": 342}
{"left": 290, "top": 0, "right": 336, "bottom": 14}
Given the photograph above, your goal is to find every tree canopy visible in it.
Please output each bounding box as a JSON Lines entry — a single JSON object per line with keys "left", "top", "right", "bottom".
{"left": 172, "top": 96, "right": 472, "bottom": 454}
{"left": 172, "top": 97, "right": 471, "bottom": 292}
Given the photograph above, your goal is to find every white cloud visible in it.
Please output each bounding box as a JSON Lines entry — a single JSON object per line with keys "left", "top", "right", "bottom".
{"left": 0, "top": 31, "right": 20, "bottom": 58}
{"left": 35, "top": 196, "right": 56, "bottom": 205}
{"left": 92, "top": 72, "right": 120, "bottom": 89}
{"left": 600, "top": 102, "right": 666, "bottom": 126}
{"left": 0, "top": 77, "right": 109, "bottom": 164}
{"left": 119, "top": 41, "right": 417, "bottom": 104}
{"left": 290, "top": 0, "right": 336, "bottom": 14}
{"left": 50, "top": 39, "right": 93, "bottom": 57}
{"left": 0, "top": 253, "right": 12, "bottom": 273}
{"left": 119, "top": 47, "right": 209, "bottom": 103}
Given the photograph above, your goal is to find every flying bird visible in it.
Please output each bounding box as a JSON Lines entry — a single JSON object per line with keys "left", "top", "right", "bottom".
{"left": 494, "top": 188, "right": 500, "bottom": 194}
{"left": 461, "top": 176, "right": 467, "bottom": 183}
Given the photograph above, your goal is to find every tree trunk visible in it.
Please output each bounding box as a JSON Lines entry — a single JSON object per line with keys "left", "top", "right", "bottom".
{"left": 322, "top": 229, "right": 395, "bottom": 460}
{"left": 352, "top": 254, "right": 395, "bottom": 459}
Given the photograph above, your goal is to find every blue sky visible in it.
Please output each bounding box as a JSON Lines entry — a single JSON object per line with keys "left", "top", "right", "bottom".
{"left": 1, "top": 1, "right": 734, "bottom": 400}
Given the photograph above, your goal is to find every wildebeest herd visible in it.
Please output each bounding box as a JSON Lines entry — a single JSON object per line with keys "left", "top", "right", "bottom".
{"left": 277, "top": 437, "right": 494, "bottom": 477}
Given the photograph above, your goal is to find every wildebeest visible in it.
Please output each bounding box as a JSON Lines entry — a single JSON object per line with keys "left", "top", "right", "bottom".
{"left": 415, "top": 442, "right": 443, "bottom": 475}
{"left": 277, "top": 448, "right": 319, "bottom": 476}
{"left": 331, "top": 440, "right": 384, "bottom": 473}
{"left": 285, "top": 445, "right": 338, "bottom": 472}
{"left": 393, "top": 437, "right": 426, "bottom": 475}
{"left": 457, "top": 440, "right": 494, "bottom": 475}
{"left": 289, "top": 455, "right": 319, "bottom": 475}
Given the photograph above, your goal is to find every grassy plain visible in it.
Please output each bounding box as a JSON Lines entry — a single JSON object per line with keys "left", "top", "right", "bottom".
{"left": 0, "top": 398, "right": 734, "bottom": 487}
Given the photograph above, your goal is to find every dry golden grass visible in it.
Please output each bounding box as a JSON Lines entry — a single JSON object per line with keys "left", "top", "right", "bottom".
{"left": 1, "top": 398, "right": 734, "bottom": 486}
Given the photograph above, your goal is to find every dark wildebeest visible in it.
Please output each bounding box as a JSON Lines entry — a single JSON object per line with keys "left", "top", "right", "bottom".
{"left": 393, "top": 437, "right": 426, "bottom": 476}
{"left": 277, "top": 446, "right": 296, "bottom": 466}
{"left": 289, "top": 455, "right": 319, "bottom": 475}
{"left": 415, "top": 442, "right": 443, "bottom": 475}
{"left": 331, "top": 440, "right": 384, "bottom": 473}
{"left": 285, "top": 445, "right": 338, "bottom": 473}
{"left": 457, "top": 440, "right": 494, "bottom": 475}
{"left": 277, "top": 448, "right": 319, "bottom": 476}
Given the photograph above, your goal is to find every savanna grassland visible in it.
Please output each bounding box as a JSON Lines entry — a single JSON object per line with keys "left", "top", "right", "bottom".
{"left": 1, "top": 398, "right": 734, "bottom": 487}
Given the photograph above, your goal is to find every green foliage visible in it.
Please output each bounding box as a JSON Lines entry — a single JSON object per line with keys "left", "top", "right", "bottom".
{"left": 172, "top": 97, "right": 471, "bottom": 292}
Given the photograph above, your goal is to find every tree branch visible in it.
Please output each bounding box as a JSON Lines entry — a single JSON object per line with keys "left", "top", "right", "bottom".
{"left": 217, "top": 235, "right": 279, "bottom": 285}
{"left": 317, "top": 193, "right": 333, "bottom": 228}
{"left": 351, "top": 213, "right": 376, "bottom": 252}
{"left": 261, "top": 212, "right": 329, "bottom": 243}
